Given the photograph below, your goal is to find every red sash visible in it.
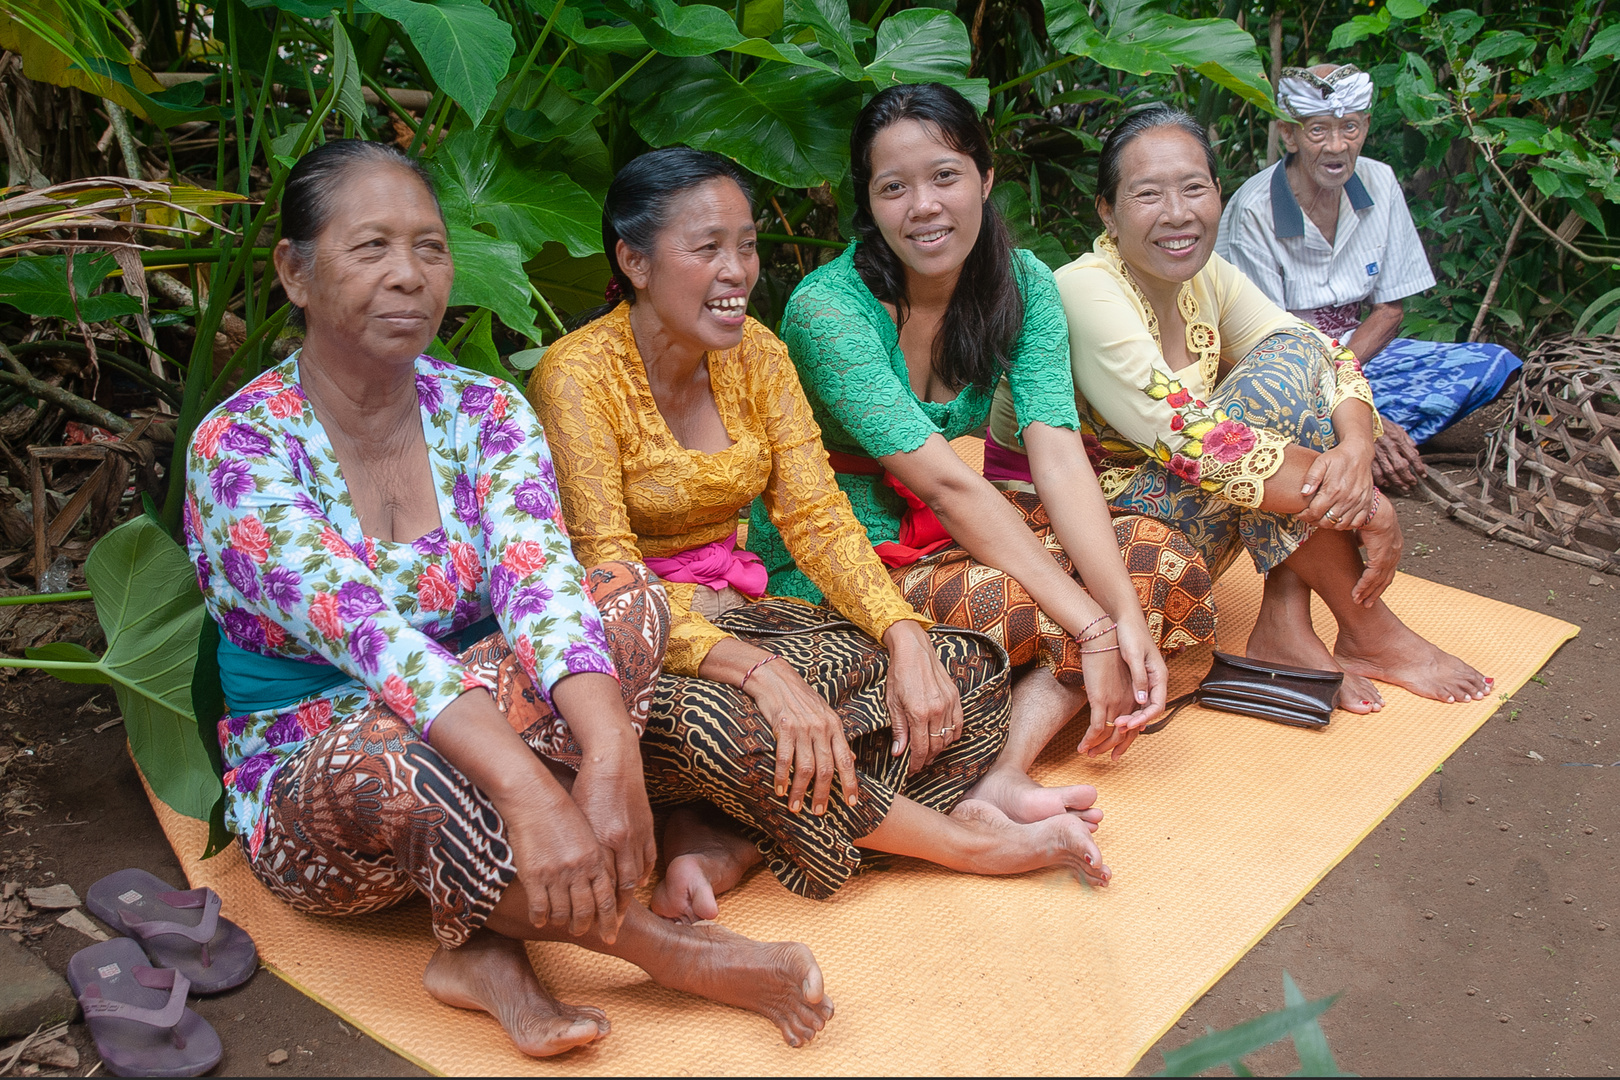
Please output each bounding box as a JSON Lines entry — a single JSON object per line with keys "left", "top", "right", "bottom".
{"left": 825, "top": 449, "right": 955, "bottom": 568}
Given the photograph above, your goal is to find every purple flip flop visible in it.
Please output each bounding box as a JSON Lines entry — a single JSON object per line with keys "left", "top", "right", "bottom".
{"left": 86, "top": 869, "right": 258, "bottom": 994}
{"left": 67, "top": 938, "right": 222, "bottom": 1077}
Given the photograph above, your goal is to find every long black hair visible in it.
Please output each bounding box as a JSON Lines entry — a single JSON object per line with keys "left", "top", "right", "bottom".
{"left": 280, "top": 139, "right": 441, "bottom": 328}
{"left": 574, "top": 147, "right": 754, "bottom": 328}
{"left": 850, "top": 83, "right": 1021, "bottom": 391}
{"left": 1095, "top": 105, "right": 1217, "bottom": 208}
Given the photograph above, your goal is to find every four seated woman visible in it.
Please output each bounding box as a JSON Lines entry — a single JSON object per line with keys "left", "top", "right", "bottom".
{"left": 748, "top": 84, "right": 1218, "bottom": 804}
{"left": 530, "top": 147, "right": 1113, "bottom": 925}
{"left": 183, "top": 94, "right": 1492, "bottom": 1061}
{"left": 983, "top": 107, "right": 1490, "bottom": 708}
{"left": 185, "top": 140, "right": 835, "bottom": 1057}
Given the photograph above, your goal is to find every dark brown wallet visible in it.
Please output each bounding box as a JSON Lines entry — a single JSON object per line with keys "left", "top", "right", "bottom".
{"left": 1144, "top": 651, "right": 1342, "bottom": 733}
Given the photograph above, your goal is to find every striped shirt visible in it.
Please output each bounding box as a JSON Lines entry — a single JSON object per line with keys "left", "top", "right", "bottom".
{"left": 1215, "top": 155, "right": 1434, "bottom": 348}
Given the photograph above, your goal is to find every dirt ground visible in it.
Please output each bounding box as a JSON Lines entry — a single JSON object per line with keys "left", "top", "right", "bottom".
{"left": 0, "top": 486, "right": 1615, "bottom": 1077}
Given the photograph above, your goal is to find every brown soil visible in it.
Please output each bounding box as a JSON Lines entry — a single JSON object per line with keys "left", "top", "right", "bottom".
{"left": 0, "top": 491, "right": 1614, "bottom": 1077}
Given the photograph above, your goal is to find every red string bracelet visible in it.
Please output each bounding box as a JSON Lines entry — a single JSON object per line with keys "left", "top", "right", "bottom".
{"left": 1079, "top": 621, "right": 1117, "bottom": 644}
{"left": 1080, "top": 643, "right": 1121, "bottom": 655}
{"left": 741, "top": 653, "right": 779, "bottom": 691}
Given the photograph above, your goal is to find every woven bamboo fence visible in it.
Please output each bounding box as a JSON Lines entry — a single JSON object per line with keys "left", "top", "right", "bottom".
{"left": 1418, "top": 335, "right": 1620, "bottom": 575}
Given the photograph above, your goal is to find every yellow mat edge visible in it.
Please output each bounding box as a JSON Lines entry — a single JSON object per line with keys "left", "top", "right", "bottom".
{"left": 1121, "top": 619, "right": 1580, "bottom": 1073}
{"left": 262, "top": 961, "right": 447, "bottom": 1077}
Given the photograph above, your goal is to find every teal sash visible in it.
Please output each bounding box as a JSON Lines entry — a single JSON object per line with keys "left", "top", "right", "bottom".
{"left": 216, "top": 615, "right": 501, "bottom": 715}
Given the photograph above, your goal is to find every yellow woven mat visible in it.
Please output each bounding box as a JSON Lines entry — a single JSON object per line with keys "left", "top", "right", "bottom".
{"left": 146, "top": 566, "right": 1576, "bottom": 1076}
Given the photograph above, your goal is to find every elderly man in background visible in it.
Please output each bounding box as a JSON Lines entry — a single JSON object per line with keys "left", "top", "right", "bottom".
{"left": 1216, "top": 63, "right": 1522, "bottom": 491}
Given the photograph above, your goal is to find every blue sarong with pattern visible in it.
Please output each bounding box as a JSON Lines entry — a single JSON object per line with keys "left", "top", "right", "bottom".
{"left": 1361, "top": 338, "right": 1521, "bottom": 444}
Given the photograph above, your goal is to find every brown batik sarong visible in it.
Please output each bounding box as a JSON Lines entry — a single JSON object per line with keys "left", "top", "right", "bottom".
{"left": 640, "top": 598, "right": 1011, "bottom": 900}
{"left": 247, "top": 560, "right": 669, "bottom": 947}
{"left": 887, "top": 491, "right": 1217, "bottom": 686}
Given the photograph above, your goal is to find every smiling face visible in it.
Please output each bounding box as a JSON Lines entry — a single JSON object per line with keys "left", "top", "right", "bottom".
{"left": 275, "top": 163, "right": 451, "bottom": 365}
{"left": 1279, "top": 113, "right": 1369, "bottom": 194}
{"left": 865, "top": 118, "right": 993, "bottom": 289}
{"left": 619, "top": 177, "right": 758, "bottom": 356}
{"left": 1097, "top": 126, "right": 1222, "bottom": 293}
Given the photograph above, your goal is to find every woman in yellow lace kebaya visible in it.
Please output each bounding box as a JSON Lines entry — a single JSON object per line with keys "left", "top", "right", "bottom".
{"left": 532, "top": 148, "right": 1112, "bottom": 921}
{"left": 985, "top": 107, "right": 1490, "bottom": 710}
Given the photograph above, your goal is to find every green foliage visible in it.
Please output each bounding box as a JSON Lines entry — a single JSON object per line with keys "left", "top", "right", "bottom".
{"left": 360, "top": 0, "right": 517, "bottom": 125}
{"left": 1155, "top": 972, "right": 1349, "bottom": 1077}
{"left": 0, "top": 253, "right": 140, "bottom": 321}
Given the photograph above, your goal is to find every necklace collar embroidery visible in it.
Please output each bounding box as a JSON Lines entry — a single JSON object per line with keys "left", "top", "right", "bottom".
{"left": 1096, "top": 233, "right": 1220, "bottom": 387}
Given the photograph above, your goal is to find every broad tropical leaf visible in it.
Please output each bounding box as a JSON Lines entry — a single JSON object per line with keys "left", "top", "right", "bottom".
{"left": 600, "top": 0, "right": 835, "bottom": 72}
{"left": 1042, "top": 0, "right": 1273, "bottom": 113}
{"left": 0, "top": 253, "right": 141, "bottom": 321}
{"left": 432, "top": 129, "right": 602, "bottom": 259}
{"left": 782, "top": 0, "right": 861, "bottom": 77}
{"left": 361, "top": 0, "right": 517, "bottom": 125}
{"left": 628, "top": 56, "right": 858, "bottom": 188}
{"left": 454, "top": 308, "right": 521, "bottom": 386}
{"left": 447, "top": 221, "right": 541, "bottom": 339}
{"left": 329, "top": 17, "right": 368, "bottom": 130}
{"left": 866, "top": 9, "right": 988, "bottom": 110}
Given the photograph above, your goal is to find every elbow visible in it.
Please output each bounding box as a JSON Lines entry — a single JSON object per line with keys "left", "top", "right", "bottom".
{"left": 914, "top": 466, "right": 988, "bottom": 520}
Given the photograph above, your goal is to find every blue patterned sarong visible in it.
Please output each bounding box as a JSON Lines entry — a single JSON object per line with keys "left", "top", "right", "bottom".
{"left": 1361, "top": 338, "right": 1521, "bottom": 444}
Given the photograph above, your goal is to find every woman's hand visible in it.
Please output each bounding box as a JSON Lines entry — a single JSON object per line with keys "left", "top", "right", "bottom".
{"left": 882, "top": 619, "right": 964, "bottom": 775}
{"left": 569, "top": 740, "right": 657, "bottom": 915}
{"left": 1077, "top": 619, "right": 1167, "bottom": 760}
{"left": 1300, "top": 436, "right": 1376, "bottom": 530}
{"left": 1352, "top": 495, "right": 1404, "bottom": 607}
{"left": 494, "top": 770, "right": 622, "bottom": 941}
{"left": 743, "top": 656, "right": 859, "bottom": 817}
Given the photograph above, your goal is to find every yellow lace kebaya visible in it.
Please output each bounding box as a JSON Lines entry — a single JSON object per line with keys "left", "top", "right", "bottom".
{"left": 530, "top": 303, "right": 925, "bottom": 676}
{"left": 988, "top": 235, "right": 1380, "bottom": 509}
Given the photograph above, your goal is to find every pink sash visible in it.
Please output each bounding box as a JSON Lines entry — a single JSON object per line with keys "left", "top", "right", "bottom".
{"left": 643, "top": 530, "right": 767, "bottom": 597}
{"left": 981, "top": 433, "right": 1035, "bottom": 485}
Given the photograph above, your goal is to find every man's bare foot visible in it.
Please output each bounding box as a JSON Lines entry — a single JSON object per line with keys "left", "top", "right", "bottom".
{"left": 949, "top": 798, "right": 1111, "bottom": 887}
{"left": 423, "top": 931, "right": 608, "bottom": 1057}
{"left": 1335, "top": 619, "right": 1491, "bottom": 703}
{"left": 964, "top": 767, "right": 1105, "bottom": 830}
{"left": 651, "top": 806, "right": 763, "bottom": 923}
{"left": 1247, "top": 604, "right": 1383, "bottom": 714}
{"left": 639, "top": 915, "right": 834, "bottom": 1047}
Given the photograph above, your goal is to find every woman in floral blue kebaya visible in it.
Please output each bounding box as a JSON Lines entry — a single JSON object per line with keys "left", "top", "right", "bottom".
{"left": 184, "top": 139, "right": 835, "bottom": 1056}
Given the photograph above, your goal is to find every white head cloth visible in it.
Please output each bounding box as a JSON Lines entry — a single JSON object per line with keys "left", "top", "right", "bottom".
{"left": 1278, "top": 65, "right": 1373, "bottom": 119}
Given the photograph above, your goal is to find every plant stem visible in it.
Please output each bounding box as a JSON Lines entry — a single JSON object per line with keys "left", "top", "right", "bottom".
{"left": 866, "top": 0, "right": 896, "bottom": 28}
{"left": 492, "top": 0, "right": 566, "bottom": 120}
{"left": 528, "top": 282, "right": 565, "bottom": 334}
{"left": 591, "top": 50, "right": 656, "bottom": 108}
{"left": 524, "top": 42, "right": 574, "bottom": 110}
{"left": 140, "top": 248, "right": 274, "bottom": 267}
{"left": 0, "top": 591, "right": 93, "bottom": 606}
{"left": 1470, "top": 203, "right": 1530, "bottom": 342}
{"left": 757, "top": 232, "right": 846, "bottom": 249}
{"left": 0, "top": 342, "right": 135, "bottom": 433}
{"left": 0, "top": 658, "right": 102, "bottom": 673}
{"left": 989, "top": 56, "right": 1072, "bottom": 97}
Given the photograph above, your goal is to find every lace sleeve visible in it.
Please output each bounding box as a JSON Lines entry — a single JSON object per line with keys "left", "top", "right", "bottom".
{"left": 753, "top": 333, "right": 925, "bottom": 641}
{"left": 530, "top": 332, "right": 731, "bottom": 676}
{"left": 780, "top": 268, "right": 937, "bottom": 457}
{"left": 1328, "top": 348, "right": 1385, "bottom": 438}
{"left": 1004, "top": 250, "right": 1081, "bottom": 439}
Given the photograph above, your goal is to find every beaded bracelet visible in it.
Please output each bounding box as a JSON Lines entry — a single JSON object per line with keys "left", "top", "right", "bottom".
{"left": 740, "top": 653, "right": 779, "bottom": 691}
{"left": 1080, "top": 643, "right": 1121, "bottom": 655}
{"left": 1369, "top": 487, "right": 1382, "bottom": 520}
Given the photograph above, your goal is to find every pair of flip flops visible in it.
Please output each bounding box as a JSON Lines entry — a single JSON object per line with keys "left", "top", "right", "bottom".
{"left": 67, "top": 869, "right": 258, "bottom": 1077}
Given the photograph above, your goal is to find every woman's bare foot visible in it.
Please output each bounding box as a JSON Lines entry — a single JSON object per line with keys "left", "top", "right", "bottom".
{"left": 423, "top": 931, "right": 608, "bottom": 1057}
{"left": 1334, "top": 617, "right": 1492, "bottom": 703}
{"left": 1246, "top": 598, "right": 1383, "bottom": 714}
{"left": 632, "top": 911, "right": 834, "bottom": 1047}
{"left": 964, "top": 767, "right": 1105, "bottom": 830}
{"left": 651, "top": 806, "right": 764, "bottom": 922}
{"left": 948, "top": 798, "right": 1111, "bottom": 886}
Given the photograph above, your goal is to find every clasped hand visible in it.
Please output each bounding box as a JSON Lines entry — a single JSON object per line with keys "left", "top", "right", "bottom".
{"left": 1299, "top": 439, "right": 1376, "bottom": 530}
{"left": 1077, "top": 617, "right": 1168, "bottom": 760}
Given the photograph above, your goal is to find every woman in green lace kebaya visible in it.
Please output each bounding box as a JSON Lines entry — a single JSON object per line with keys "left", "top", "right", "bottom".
{"left": 747, "top": 84, "right": 1218, "bottom": 837}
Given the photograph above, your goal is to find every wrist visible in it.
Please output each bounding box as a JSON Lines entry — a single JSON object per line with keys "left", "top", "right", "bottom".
{"left": 881, "top": 618, "right": 932, "bottom": 656}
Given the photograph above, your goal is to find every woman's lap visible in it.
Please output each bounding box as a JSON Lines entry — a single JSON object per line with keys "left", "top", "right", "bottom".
{"left": 247, "top": 560, "right": 669, "bottom": 946}
{"left": 640, "top": 597, "right": 1011, "bottom": 900}
{"left": 890, "top": 490, "right": 1216, "bottom": 682}
{"left": 1108, "top": 331, "right": 1337, "bottom": 578}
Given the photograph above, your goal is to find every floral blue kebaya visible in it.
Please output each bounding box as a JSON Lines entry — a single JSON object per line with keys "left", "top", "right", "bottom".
{"left": 184, "top": 355, "right": 615, "bottom": 856}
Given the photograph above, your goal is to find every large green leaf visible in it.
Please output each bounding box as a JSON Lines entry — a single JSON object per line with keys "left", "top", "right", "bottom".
{"left": 526, "top": 242, "right": 611, "bottom": 315}
{"left": 433, "top": 129, "right": 602, "bottom": 258}
{"left": 448, "top": 221, "right": 541, "bottom": 339}
{"left": 360, "top": 0, "right": 516, "bottom": 125}
{"left": 329, "top": 17, "right": 368, "bottom": 131}
{"left": 1155, "top": 989, "right": 1339, "bottom": 1076}
{"left": 190, "top": 616, "right": 233, "bottom": 859}
{"left": 0, "top": 254, "right": 141, "bottom": 322}
{"left": 552, "top": 4, "right": 648, "bottom": 54}
{"left": 1042, "top": 0, "right": 1273, "bottom": 113}
{"left": 866, "top": 8, "right": 988, "bottom": 111}
{"left": 454, "top": 308, "right": 523, "bottom": 386}
{"left": 600, "top": 0, "right": 835, "bottom": 72}
{"left": 627, "top": 55, "right": 859, "bottom": 188}
{"left": 783, "top": 0, "right": 861, "bottom": 77}
{"left": 76, "top": 517, "right": 216, "bottom": 819}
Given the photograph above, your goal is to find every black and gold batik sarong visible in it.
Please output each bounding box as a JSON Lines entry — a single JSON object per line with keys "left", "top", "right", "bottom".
{"left": 641, "top": 598, "right": 1011, "bottom": 900}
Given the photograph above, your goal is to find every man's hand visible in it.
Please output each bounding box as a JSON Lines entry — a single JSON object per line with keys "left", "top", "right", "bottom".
{"left": 1371, "top": 421, "right": 1427, "bottom": 492}
{"left": 571, "top": 746, "right": 657, "bottom": 923}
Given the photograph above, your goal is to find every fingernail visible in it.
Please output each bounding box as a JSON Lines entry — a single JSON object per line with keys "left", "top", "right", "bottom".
{"left": 891, "top": 739, "right": 902, "bottom": 754}
{"left": 789, "top": 799, "right": 801, "bottom": 813}
{"left": 776, "top": 784, "right": 787, "bottom": 797}
{"left": 849, "top": 795, "right": 860, "bottom": 806}
{"left": 1136, "top": 691, "right": 1148, "bottom": 703}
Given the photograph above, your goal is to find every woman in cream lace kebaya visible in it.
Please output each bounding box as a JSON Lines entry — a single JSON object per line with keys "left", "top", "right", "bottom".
{"left": 985, "top": 106, "right": 1491, "bottom": 710}
{"left": 532, "top": 148, "right": 1112, "bottom": 923}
